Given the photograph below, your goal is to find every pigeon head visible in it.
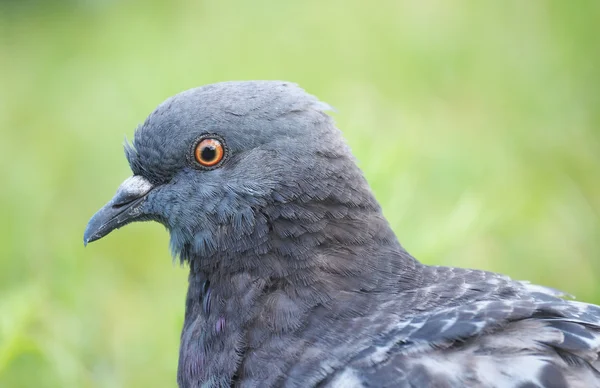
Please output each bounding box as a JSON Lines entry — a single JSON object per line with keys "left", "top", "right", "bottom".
{"left": 84, "top": 81, "right": 398, "bottom": 278}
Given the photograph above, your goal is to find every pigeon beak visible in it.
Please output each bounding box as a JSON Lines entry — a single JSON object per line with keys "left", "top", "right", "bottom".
{"left": 84, "top": 175, "right": 154, "bottom": 246}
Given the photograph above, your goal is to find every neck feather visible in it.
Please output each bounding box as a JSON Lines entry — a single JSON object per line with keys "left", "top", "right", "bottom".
{"left": 177, "top": 184, "right": 422, "bottom": 385}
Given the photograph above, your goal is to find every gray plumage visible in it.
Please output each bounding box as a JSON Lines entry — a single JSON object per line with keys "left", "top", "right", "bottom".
{"left": 84, "top": 81, "right": 600, "bottom": 388}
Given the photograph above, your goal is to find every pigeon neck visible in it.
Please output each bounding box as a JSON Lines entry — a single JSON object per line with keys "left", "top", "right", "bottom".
{"left": 185, "top": 187, "right": 420, "bottom": 290}
{"left": 177, "top": 191, "right": 423, "bottom": 385}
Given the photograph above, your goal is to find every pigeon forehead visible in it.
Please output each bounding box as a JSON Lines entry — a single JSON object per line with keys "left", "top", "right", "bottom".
{"left": 126, "top": 81, "right": 333, "bottom": 182}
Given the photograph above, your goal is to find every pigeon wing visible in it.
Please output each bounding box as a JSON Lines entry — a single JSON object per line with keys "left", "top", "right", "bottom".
{"left": 320, "top": 292, "right": 600, "bottom": 387}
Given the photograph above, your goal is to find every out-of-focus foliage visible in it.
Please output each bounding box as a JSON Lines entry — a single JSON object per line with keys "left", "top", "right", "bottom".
{"left": 0, "top": 0, "right": 598, "bottom": 386}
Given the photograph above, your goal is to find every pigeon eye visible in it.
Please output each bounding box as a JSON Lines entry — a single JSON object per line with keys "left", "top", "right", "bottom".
{"left": 194, "top": 138, "right": 225, "bottom": 167}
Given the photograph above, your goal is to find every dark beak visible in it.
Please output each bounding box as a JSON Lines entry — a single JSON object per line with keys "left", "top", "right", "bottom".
{"left": 84, "top": 175, "right": 154, "bottom": 246}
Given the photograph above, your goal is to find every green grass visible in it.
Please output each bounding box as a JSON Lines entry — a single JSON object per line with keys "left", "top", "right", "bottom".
{"left": 1, "top": 0, "right": 599, "bottom": 386}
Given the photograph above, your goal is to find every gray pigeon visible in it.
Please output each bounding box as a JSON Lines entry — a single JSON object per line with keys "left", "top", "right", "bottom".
{"left": 84, "top": 81, "right": 600, "bottom": 388}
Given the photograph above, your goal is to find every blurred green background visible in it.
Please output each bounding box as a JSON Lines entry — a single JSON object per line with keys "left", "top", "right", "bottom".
{"left": 1, "top": 0, "right": 599, "bottom": 386}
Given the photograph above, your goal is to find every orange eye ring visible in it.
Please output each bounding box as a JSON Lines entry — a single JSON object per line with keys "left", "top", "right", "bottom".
{"left": 194, "top": 138, "right": 225, "bottom": 167}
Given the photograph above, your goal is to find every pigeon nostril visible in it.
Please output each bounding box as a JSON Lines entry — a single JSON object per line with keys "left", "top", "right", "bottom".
{"left": 112, "top": 201, "right": 128, "bottom": 209}
{"left": 112, "top": 192, "right": 142, "bottom": 208}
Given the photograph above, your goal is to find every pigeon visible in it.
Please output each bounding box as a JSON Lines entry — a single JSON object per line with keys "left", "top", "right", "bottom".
{"left": 84, "top": 81, "right": 600, "bottom": 388}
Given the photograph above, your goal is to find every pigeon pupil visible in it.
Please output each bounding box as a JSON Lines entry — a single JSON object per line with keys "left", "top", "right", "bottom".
{"left": 201, "top": 146, "right": 216, "bottom": 162}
